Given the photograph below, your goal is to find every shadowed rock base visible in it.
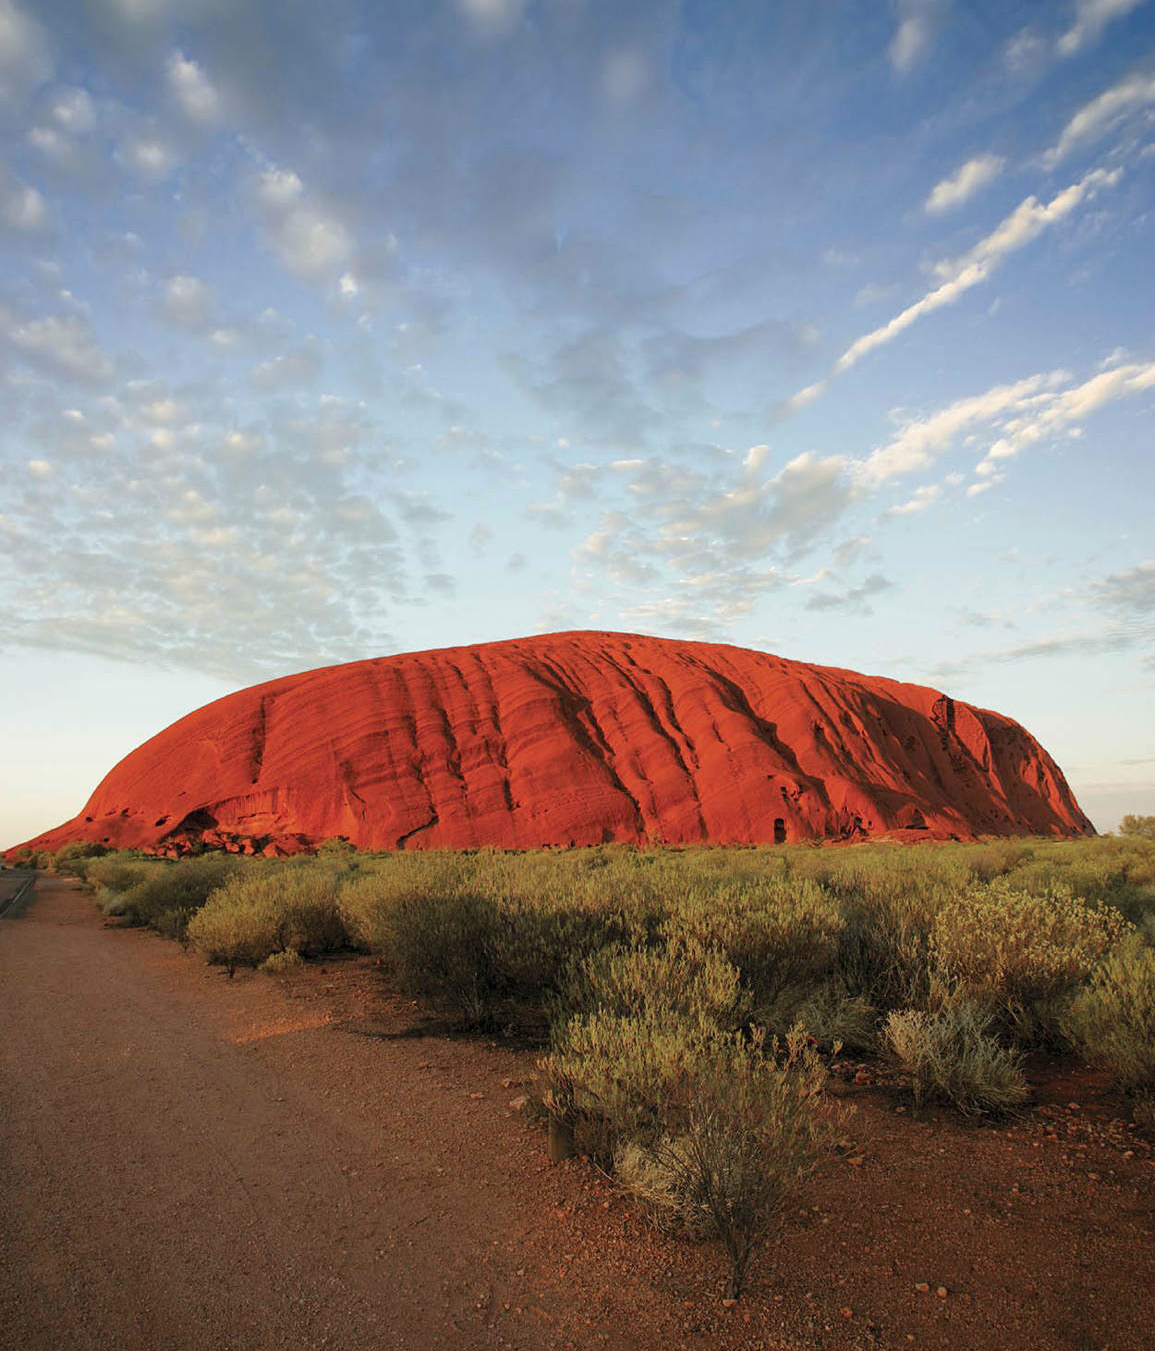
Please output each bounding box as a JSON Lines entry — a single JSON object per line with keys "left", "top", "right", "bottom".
{"left": 14, "top": 631, "right": 1092, "bottom": 856}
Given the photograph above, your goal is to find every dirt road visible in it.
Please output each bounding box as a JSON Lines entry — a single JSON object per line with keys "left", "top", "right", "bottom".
{"left": 0, "top": 877, "right": 666, "bottom": 1351}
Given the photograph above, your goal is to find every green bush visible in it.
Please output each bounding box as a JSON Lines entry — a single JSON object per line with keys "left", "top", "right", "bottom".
{"left": 372, "top": 888, "right": 503, "bottom": 1026}
{"left": 54, "top": 840, "right": 109, "bottom": 876}
{"left": 338, "top": 853, "right": 478, "bottom": 951}
{"left": 258, "top": 948, "right": 305, "bottom": 976}
{"left": 542, "top": 1007, "right": 719, "bottom": 1160}
{"left": 187, "top": 868, "right": 346, "bottom": 975}
{"left": 1119, "top": 814, "right": 1155, "bottom": 840}
{"left": 884, "top": 1000, "right": 1030, "bottom": 1115}
{"left": 613, "top": 1029, "right": 832, "bottom": 1298}
{"left": 560, "top": 937, "right": 750, "bottom": 1031}
{"left": 663, "top": 878, "right": 843, "bottom": 1006}
{"left": 85, "top": 852, "right": 156, "bottom": 895}
{"left": 758, "top": 978, "right": 878, "bottom": 1051}
{"left": 930, "top": 880, "right": 1130, "bottom": 1041}
{"left": 1062, "top": 937, "right": 1155, "bottom": 1094}
{"left": 119, "top": 855, "right": 243, "bottom": 932}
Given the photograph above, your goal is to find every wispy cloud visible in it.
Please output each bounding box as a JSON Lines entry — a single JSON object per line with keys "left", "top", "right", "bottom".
{"left": 888, "top": 0, "right": 944, "bottom": 74}
{"left": 1057, "top": 0, "right": 1152, "bottom": 57}
{"left": 833, "top": 168, "right": 1120, "bottom": 377}
{"left": 924, "top": 154, "right": 1005, "bottom": 214}
{"left": 1044, "top": 69, "right": 1155, "bottom": 166}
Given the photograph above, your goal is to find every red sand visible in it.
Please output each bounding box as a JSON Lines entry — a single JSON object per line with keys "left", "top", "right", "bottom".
{"left": 16, "top": 631, "right": 1092, "bottom": 855}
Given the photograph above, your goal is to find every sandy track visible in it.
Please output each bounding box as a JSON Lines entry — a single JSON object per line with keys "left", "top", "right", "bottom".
{"left": 0, "top": 878, "right": 654, "bottom": 1351}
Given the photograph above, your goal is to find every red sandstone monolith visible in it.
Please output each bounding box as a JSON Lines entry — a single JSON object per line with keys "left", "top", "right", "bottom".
{"left": 13, "top": 631, "right": 1092, "bottom": 855}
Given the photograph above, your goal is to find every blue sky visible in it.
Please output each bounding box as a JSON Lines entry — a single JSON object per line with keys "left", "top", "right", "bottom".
{"left": 1, "top": 0, "right": 1153, "bottom": 846}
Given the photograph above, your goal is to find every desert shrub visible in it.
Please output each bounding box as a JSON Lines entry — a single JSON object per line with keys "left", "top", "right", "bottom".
{"left": 338, "top": 852, "right": 478, "bottom": 951}
{"left": 613, "top": 1029, "right": 832, "bottom": 1297}
{"left": 930, "top": 880, "right": 1130, "bottom": 1042}
{"left": 10, "top": 848, "right": 55, "bottom": 869}
{"left": 314, "top": 836, "right": 358, "bottom": 856}
{"left": 373, "top": 888, "right": 503, "bottom": 1026}
{"left": 187, "top": 892, "right": 283, "bottom": 976}
{"left": 1119, "top": 814, "right": 1155, "bottom": 840}
{"left": 1062, "top": 937, "right": 1155, "bottom": 1094}
{"left": 758, "top": 978, "right": 878, "bottom": 1052}
{"left": 833, "top": 889, "right": 941, "bottom": 1012}
{"left": 152, "top": 905, "right": 198, "bottom": 946}
{"left": 542, "top": 1008, "right": 718, "bottom": 1160}
{"left": 345, "top": 853, "right": 632, "bottom": 1026}
{"left": 884, "top": 1000, "right": 1030, "bottom": 1115}
{"left": 187, "top": 867, "right": 346, "bottom": 975}
{"left": 956, "top": 840, "right": 1035, "bottom": 883}
{"left": 487, "top": 899, "right": 629, "bottom": 1010}
{"left": 258, "top": 948, "right": 305, "bottom": 976}
{"left": 560, "top": 937, "right": 750, "bottom": 1031}
{"left": 85, "top": 852, "right": 155, "bottom": 895}
{"left": 54, "top": 840, "right": 110, "bottom": 876}
{"left": 119, "top": 855, "right": 243, "bottom": 930}
{"left": 663, "top": 878, "right": 843, "bottom": 1007}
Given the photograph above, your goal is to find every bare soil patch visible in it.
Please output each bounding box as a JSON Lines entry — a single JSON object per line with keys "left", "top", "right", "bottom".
{"left": 2, "top": 877, "right": 1151, "bottom": 1350}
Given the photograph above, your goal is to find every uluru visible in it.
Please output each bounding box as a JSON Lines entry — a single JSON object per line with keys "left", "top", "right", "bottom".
{"left": 15, "top": 632, "right": 1092, "bottom": 856}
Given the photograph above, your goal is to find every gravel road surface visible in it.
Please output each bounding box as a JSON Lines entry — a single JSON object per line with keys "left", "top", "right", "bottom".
{"left": 0, "top": 877, "right": 652, "bottom": 1351}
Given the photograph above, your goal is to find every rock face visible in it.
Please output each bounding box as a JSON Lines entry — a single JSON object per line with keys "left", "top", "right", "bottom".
{"left": 15, "top": 631, "right": 1092, "bottom": 855}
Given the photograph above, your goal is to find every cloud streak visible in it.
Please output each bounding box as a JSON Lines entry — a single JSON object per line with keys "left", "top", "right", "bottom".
{"left": 924, "top": 154, "right": 1005, "bottom": 214}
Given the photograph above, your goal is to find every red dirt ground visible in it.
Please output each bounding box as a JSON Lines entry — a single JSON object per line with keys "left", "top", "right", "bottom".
{"left": 2, "top": 876, "right": 1150, "bottom": 1351}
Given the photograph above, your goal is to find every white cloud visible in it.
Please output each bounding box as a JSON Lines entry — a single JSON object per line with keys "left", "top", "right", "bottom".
{"left": 256, "top": 167, "right": 304, "bottom": 208}
{"left": 888, "top": 0, "right": 942, "bottom": 74}
{"left": 828, "top": 167, "right": 1119, "bottom": 377}
{"left": 277, "top": 210, "right": 351, "bottom": 276}
{"left": 251, "top": 345, "right": 324, "bottom": 388}
{"left": 1003, "top": 27, "right": 1048, "bottom": 73}
{"left": 925, "top": 154, "right": 1005, "bottom": 214}
{"left": 782, "top": 379, "right": 827, "bottom": 415}
{"left": 162, "top": 274, "right": 212, "bottom": 326}
{"left": 254, "top": 163, "right": 353, "bottom": 281}
{"left": 166, "top": 51, "right": 222, "bottom": 124}
{"left": 0, "top": 174, "right": 48, "bottom": 231}
{"left": 863, "top": 373, "right": 1064, "bottom": 482}
{"left": 51, "top": 87, "right": 96, "bottom": 134}
{"left": 1090, "top": 561, "right": 1155, "bottom": 616}
{"left": 0, "top": 0, "right": 51, "bottom": 103}
{"left": 861, "top": 357, "right": 1155, "bottom": 492}
{"left": 458, "top": 0, "right": 528, "bottom": 33}
{"left": 883, "top": 483, "right": 942, "bottom": 516}
{"left": 1, "top": 307, "right": 115, "bottom": 382}
{"left": 1057, "top": 0, "right": 1152, "bottom": 57}
{"left": 975, "top": 359, "right": 1155, "bottom": 475}
{"left": 119, "top": 135, "right": 178, "bottom": 180}
{"left": 805, "top": 572, "right": 894, "bottom": 614}
{"left": 1044, "top": 71, "right": 1155, "bottom": 166}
